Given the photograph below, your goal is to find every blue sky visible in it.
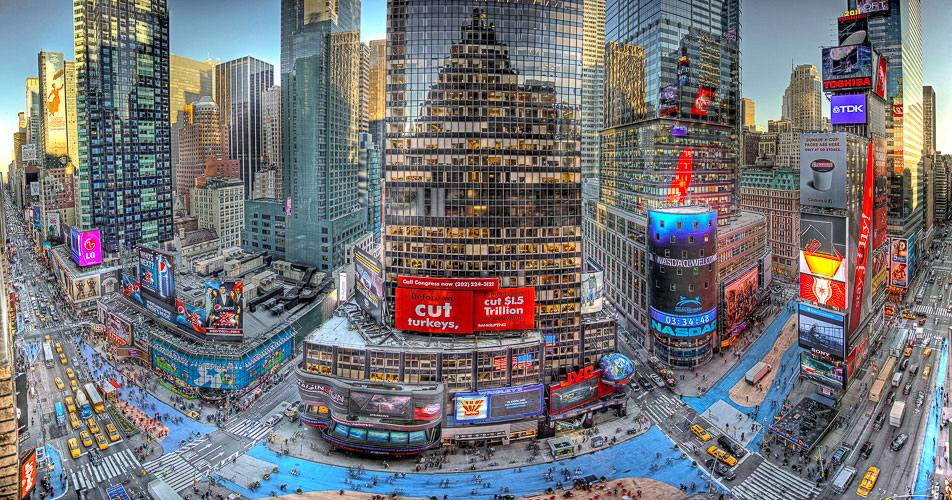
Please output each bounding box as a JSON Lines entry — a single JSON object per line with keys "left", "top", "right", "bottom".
{"left": 0, "top": 0, "right": 949, "bottom": 171}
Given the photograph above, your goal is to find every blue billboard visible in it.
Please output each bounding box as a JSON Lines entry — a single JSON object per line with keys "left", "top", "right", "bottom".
{"left": 152, "top": 329, "right": 294, "bottom": 390}
{"left": 830, "top": 94, "right": 866, "bottom": 125}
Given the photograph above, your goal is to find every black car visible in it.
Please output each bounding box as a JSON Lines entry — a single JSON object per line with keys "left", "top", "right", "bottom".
{"left": 860, "top": 441, "right": 873, "bottom": 459}
{"left": 891, "top": 433, "right": 908, "bottom": 451}
{"left": 637, "top": 377, "right": 653, "bottom": 390}
{"left": 717, "top": 435, "right": 746, "bottom": 458}
{"left": 903, "top": 382, "right": 913, "bottom": 395}
{"left": 884, "top": 391, "right": 896, "bottom": 406}
{"left": 830, "top": 444, "right": 851, "bottom": 466}
{"left": 704, "top": 458, "right": 737, "bottom": 481}
{"left": 873, "top": 411, "right": 885, "bottom": 430}
{"left": 899, "top": 358, "right": 909, "bottom": 371}
{"left": 910, "top": 364, "right": 919, "bottom": 377}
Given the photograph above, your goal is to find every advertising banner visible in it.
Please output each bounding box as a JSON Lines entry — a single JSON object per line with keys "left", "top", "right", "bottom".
{"left": 800, "top": 133, "right": 848, "bottom": 208}
{"left": 691, "top": 87, "right": 713, "bottom": 116}
{"left": 677, "top": 56, "right": 690, "bottom": 86}
{"left": 349, "top": 390, "right": 413, "bottom": 419}
{"left": 20, "top": 144, "right": 36, "bottom": 162}
{"left": 42, "top": 52, "right": 67, "bottom": 151}
{"left": 454, "top": 384, "right": 544, "bottom": 423}
{"left": 19, "top": 448, "right": 36, "bottom": 500}
{"left": 203, "top": 282, "right": 243, "bottom": 335}
{"left": 830, "top": 94, "right": 867, "bottom": 125}
{"left": 396, "top": 276, "right": 497, "bottom": 290}
{"left": 799, "top": 213, "right": 849, "bottom": 309}
{"left": 798, "top": 303, "right": 847, "bottom": 360}
{"left": 549, "top": 376, "right": 599, "bottom": 414}
{"left": 889, "top": 237, "right": 909, "bottom": 289}
{"left": 649, "top": 307, "right": 718, "bottom": 337}
{"left": 454, "top": 394, "right": 489, "bottom": 421}
{"left": 395, "top": 287, "right": 473, "bottom": 333}
{"left": 138, "top": 246, "right": 175, "bottom": 307}
{"left": 857, "top": 0, "right": 889, "bottom": 15}
{"left": 871, "top": 248, "right": 888, "bottom": 297}
{"left": 838, "top": 14, "right": 868, "bottom": 45}
{"left": 354, "top": 248, "right": 384, "bottom": 323}
{"left": 472, "top": 287, "right": 535, "bottom": 331}
{"left": 875, "top": 53, "right": 887, "bottom": 98}
{"left": 724, "top": 265, "right": 759, "bottom": 334}
{"left": 666, "top": 148, "right": 694, "bottom": 203}
{"left": 800, "top": 352, "right": 846, "bottom": 388}
{"left": 581, "top": 272, "right": 604, "bottom": 314}
{"left": 176, "top": 299, "right": 207, "bottom": 334}
{"left": 29, "top": 183, "right": 39, "bottom": 197}
{"left": 69, "top": 228, "right": 102, "bottom": 267}
{"left": 47, "top": 212, "right": 61, "bottom": 239}
{"left": 849, "top": 142, "right": 875, "bottom": 333}
{"left": 872, "top": 136, "right": 888, "bottom": 251}
{"left": 108, "top": 312, "right": 132, "bottom": 346}
{"left": 15, "top": 373, "right": 27, "bottom": 439}
{"left": 822, "top": 44, "right": 873, "bottom": 91}
{"left": 660, "top": 85, "right": 679, "bottom": 115}
{"left": 121, "top": 274, "right": 143, "bottom": 304}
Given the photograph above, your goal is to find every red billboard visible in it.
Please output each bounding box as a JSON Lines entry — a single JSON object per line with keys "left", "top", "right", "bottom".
{"left": 395, "top": 288, "right": 474, "bottom": 333}
{"left": 799, "top": 274, "right": 848, "bottom": 310}
{"left": 473, "top": 287, "right": 535, "bottom": 331}
{"left": 667, "top": 148, "right": 693, "bottom": 203}
{"left": 19, "top": 448, "right": 35, "bottom": 499}
{"left": 548, "top": 366, "right": 621, "bottom": 414}
{"left": 875, "top": 55, "right": 887, "bottom": 98}
{"left": 691, "top": 87, "right": 713, "bottom": 115}
{"left": 872, "top": 136, "right": 888, "bottom": 251}
{"left": 397, "top": 276, "right": 498, "bottom": 291}
{"left": 849, "top": 142, "right": 875, "bottom": 333}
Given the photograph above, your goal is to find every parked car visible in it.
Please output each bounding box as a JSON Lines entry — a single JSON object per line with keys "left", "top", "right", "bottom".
{"left": 717, "top": 435, "right": 746, "bottom": 458}
{"left": 890, "top": 433, "right": 908, "bottom": 451}
{"left": 859, "top": 441, "right": 873, "bottom": 460}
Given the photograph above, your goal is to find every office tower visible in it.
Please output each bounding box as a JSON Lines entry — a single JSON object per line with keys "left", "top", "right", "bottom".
{"left": 740, "top": 167, "right": 800, "bottom": 278}
{"left": 741, "top": 98, "right": 755, "bottom": 129}
{"left": 581, "top": 0, "right": 605, "bottom": 198}
{"left": 357, "top": 133, "right": 380, "bottom": 246}
{"left": 176, "top": 97, "right": 226, "bottom": 197}
{"left": 923, "top": 85, "right": 935, "bottom": 156}
{"left": 65, "top": 60, "right": 78, "bottom": 169}
{"left": 281, "top": 0, "right": 367, "bottom": 271}
{"left": 215, "top": 56, "right": 274, "bottom": 198}
{"left": 782, "top": 64, "right": 823, "bottom": 131}
{"left": 259, "top": 85, "right": 282, "bottom": 197}
{"left": 359, "top": 43, "right": 370, "bottom": 134}
{"left": 852, "top": 0, "right": 923, "bottom": 257}
{"left": 74, "top": 0, "right": 173, "bottom": 252}
{"left": 385, "top": 4, "right": 584, "bottom": 378}
{"left": 170, "top": 55, "right": 215, "bottom": 179}
{"left": 189, "top": 178, "right": 244, "bottom": 247}
{"left": 366, "top": 40, "right": 386, "bottom": 153}
{"left": 25, "top": 78, "right": 40, "bottom": 149}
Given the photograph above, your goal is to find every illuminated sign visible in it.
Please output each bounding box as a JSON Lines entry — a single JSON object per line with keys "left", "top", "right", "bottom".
{"left": 875, "top": 55, "right": 887, "bottom": 98}
{"left": 395, "top": 288, "right": 473, "bottom": 333}
{"left": 666, "top": 148, "right": 693, "bottom": 203}
{"left": 800, "top": 133, "right": 848, "bottom": 208}
{"left": 454, "top": 384, "right": 544, "bottom": 422}
{"left": 649, "top": 306, "right": 717, "bottom": 328}
{"left": 691, "top": 87, "right": 713, "bottom": 115}
{"left": 800, "top": 352, "right": 846, "bottom": 388}
{"left": 652, "top": 254, "right": 717, "bottom": 268}
{"left": 672, "top": 125, "right": 687, "bottom": 137}
{"left": 830, "top": 94, "right": 866, "bottom": 125}
{"left": 799, "top": 213, "right": 849, "bottom": 310}
{"left": 798, "top": 303, "right": 847, "bottom": 360}
{"left": 69, "top": 228, "right": 102, "bottom": 267}
{"left": 19, "top": 448, "right": 36, "bottom": 500}
{"left": 397, "top": 276, "right": 498, "bottom": 290}
{"left": 837, "top": 14, "right": 868, "bottom": 45}
{"left": 660, "top": 85, "right": 679, "bottom": 115}
{"left": 856, "top": 0, "right": 889, "bottom": 15}
{"left": 822, "top": 45, "right": 873, "bottom": 91}
{"left": 455, "top": 395, "right": 488, "bottom": 421}
{"left": 473, "top": 287, "right": 535, "bottom": 331}
{"left": 849, "top": 142, "right": 875, "bottom": 333}
{"left": 395, "top": 280, "right": 534, "bottom": 334}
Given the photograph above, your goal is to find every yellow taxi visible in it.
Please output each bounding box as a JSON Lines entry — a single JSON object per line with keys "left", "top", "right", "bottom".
{"left": 902, "top": 311, "right": 916, "bottom": 319}
{"left": 86, "top": 418, "right": 100, "bottom": 435}
{"left": 65, "top": 397, "right": 75, "bottom": 413}
{"left": 707, "top": 446, "right": 738, "bottom": 467}
{"left": 67, "top": 438, "right": 81, "bottom": 459}
{"left": 691, "top": 424, "right": 712, "bottom": 441}
{"left": 94, "top": 433, "right": 108, "bottom": 450}
{"left": 69, "top": 412, "right": 81, "bottom": 430}
{"left": 54, "top": 377, "right": 64, "bottom": 390}
{"left": 924, "top": 348, "right": 932, "bottom": 358}
{"left": 55, "top": 343, "right": 62, "bottom": 353}
{"left": 904, "top": 347, "right": 913, "bottom": 357}
{"left": 857, "top": 466, "right": 879, "bottom": 497}
{"left": 44, "top": 334, "right": 49, "bottom": 341}
{"left": 923, "top": 366, "right": 932, "bottom": 380}
{"left": 79, "top": 430, "right": 92, "bottom": 447}
{"left": 59, "top": 354, "right": 67, "bottom": 365}
{"left": 65, "top": 367, "right": 74, "bottom": 380}
{"left": 70, "top": 380, "right": 78, "bottom": 392}
{"left": 106, "top": 423, "right": 120, "bottom": 442}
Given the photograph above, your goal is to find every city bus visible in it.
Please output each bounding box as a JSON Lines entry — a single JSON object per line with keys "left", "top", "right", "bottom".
{"left": 42, "top": 343, "right": 54, "bottom": 368}
{"left": 54, "top": 402, "right": 65, "bottom": 426}
{"left": 84, "top": 383, "right": 105, "bottom": 414}
{"left": 75, "top": 389, "right": 91, "bottom": 419}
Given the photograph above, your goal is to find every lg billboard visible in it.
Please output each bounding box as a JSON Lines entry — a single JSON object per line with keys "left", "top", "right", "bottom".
{"left": 69, "top": 228, "right": 102, "bottom": 267}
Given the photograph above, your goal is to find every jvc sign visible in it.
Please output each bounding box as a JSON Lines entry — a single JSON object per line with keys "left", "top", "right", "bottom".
{"left": 830, "top": 94, "right": 867, "bottom": 125}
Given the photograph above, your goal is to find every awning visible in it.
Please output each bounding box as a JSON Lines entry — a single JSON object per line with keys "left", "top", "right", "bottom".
{"left": 108, "top": 380, "right": 120, "bottom": 390}
{"left": 808, "top": 392, "right": 836, "bottom": 408}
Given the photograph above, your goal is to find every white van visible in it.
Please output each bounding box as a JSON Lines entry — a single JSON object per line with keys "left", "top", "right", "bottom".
{"left": 832, "top": 466, "right": 857, "bottom": 493}
{"left": 892, "top": 371, "right": 903, "bottom": 387}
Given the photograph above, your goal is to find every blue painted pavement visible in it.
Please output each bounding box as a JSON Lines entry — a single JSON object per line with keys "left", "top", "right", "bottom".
{"left": 213, "top": 427, "right": 729, "bottom": 499}
{"left": 915, "top": 339, "right": 947, "bottom": 495}
{"left": 21, "top": 342, "right": 41, "bottom": 366}
{"left": 46, "top": 444, "right": 68, "bottom": 499}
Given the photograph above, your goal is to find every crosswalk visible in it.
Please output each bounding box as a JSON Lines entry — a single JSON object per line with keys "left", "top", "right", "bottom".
{"left": 731, "top": 456, "right": 821, "bottom": 500}
{"left": 639, "top": 392, "right": 684, "bottom": 424}
{"left": 70, "top": 448, "right": 140, "bottom": 492}
{"left": 142, "top": 442, "right": 206, "bottom": 492}
{"left": 911, "top": 304, "right": 952, "bottom": 317}
{"left": 224, "top": 418, "right": 272, "bottom": 444}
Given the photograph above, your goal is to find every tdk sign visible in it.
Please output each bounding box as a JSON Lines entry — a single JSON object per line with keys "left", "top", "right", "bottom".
{"left": 830, "top": 94, "right": 867, "bottom": 125}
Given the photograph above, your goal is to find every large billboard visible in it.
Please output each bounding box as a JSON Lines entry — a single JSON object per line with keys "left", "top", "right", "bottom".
{"left": 691, "top": 87, "right": 713, "bottom": 116}
{"left": 838, "top": 14, "right": 868, "bottom": 45}
{"left": 581, "top": 272, "right": 604, "bottom": 314}
{"left": 871, "top": 248, "right": 888, "bottom": 297}
{"left": 800, "top": 133, "right": 848, "bottom": 208}
{"left": 19, "top": 447, "right": 36, "bottom": 500}
{"left": 176, "top": 299, "right": 207, "bottom": 335}
{"left": 849, "top": 141, "right": 875, "bottom": 333}
{"left": 549, "top": 375, "right": 600, "bottom": 414}
{"left": 889, "top": 237, "right": 910, "bottom": 289}
{"left": 800, "top": 352, "right": 846, "bottom": 388}
{"left": 69, "top": 228, "right": 102, "bottom": 267}
{"left": 724, "top": 265, "right": 759, "bottom": 335}
{"left": 799, "top": 213, "right": 849, "bottom": 310}
{"left": 108, "top": 312, "right": 132, "bottom": 347}
{"left": 349, "top": 389, "right": 414, "bottom": 419}
{"left": 659, "top": 85, "right": 679, "bottom": 115}
{"left": 42, "top": 52, "right": 67, "bottom": 154}
{"left": 871, "top": 136, "right": 888, "bottom": 251}
{"left": 47, "top": 212, "right": 61, "bottom": 240}
{"left": 874, "top": 52, "right": 887, "bottom": 98}
{"left": 396, "top": 276, "right": 497, "bottom": 290}
{"left": 472, "top": 287, "right": 535, "bottom": 331}
{"left": 830, "top": 94, "right": 867, "bottom": 125}
{"left": 798, "top": 303, "right": 847, "bottom": 360}
{"left": 138, "top": 246, "right": 175, "bottom": 307}
{"left": 395, "top": 282, "right": 535, "bottom": 334}
{"left": 121, "top": 274, "right": 143, "bottom": 304}
{"left": 20, "top": 144, "right": 36, "bottom": 162}
{"left": 822, "top": 44, "right": 873, "bottom": 91}
{"left": 203, "top": 282, "right": 243, "bottom": 336}
{"left": 454, "top": 384, "right": 544, "bottom": 423}
{"left": 15, "top": 373, "right": 27, "bottom": 440}
{"left": 857, "top": 0, "right": 889, "bottom": 15}
{"left": 354, "top": 248, "right": 384, "bottom": 324}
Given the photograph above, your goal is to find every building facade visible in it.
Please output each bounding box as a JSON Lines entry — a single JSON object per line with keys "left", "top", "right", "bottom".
{"left": 74, "top": 0, "right": 174, "bottom": 252}
{"left": 176, "top": 96, "right": 226, "bottom": 197}
{"left": 215, "top": 56, "right": 274, "bottom": 198}
{"left": 242, "top": 199, "right": 287, "bottom": 260}
{"left": 169, "top": 55, "right": 215, "bottom": 178}
{"left": 781, "top": 64, "right": 823, "bottom": 132}
{"left": 739, "top": 167, "right": 799, "bottom": 279}
{"left": 741, "top": 98, "right": 755, "bottom": 129}
{"left": 189, "top": 178, "right": 244, "bottom": 248}
{"left": 581, "top": 0, "right": 605, "bottom": 199}
{"left": 923, "top": 85, "right": 935, "bottom": 156}
{"left": 261, "top": 85, "right": 282, "bottom": 194}
{"left": 365, "top": 40, "right": 386, "bottom": 154}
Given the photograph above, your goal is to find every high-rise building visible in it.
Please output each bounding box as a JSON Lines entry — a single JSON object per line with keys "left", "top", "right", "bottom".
{"left": 74, "top": 0, "right": 174, "bottom": 252}
{"left": 357, "top": 133, "right": 380, "bottom": 247}
{"left": 385, "top": 4, "right": 585, "bottom": 378}
{"left": 741, "top": 97, "right": 755, "bottom": 129}
{"left": 923, "top": 85, "right": 935, "bottom": 156}
{"left": 189, "top": 177, "right": 244, "bottom": 248}
{"left": 170, "top": 55, "right": 216, "bottom": 181}
{"left": 365, "top": 40, "right": 386, "bottom": 153}
{"left": 176, "top": 97, "right": 226, "bottom": 197}
{"left": 215, "top": 56, "right": 274, "bottom": 198}
{"left": 781, "top": 64, "right": 823, "bottom": 131}
{"left": 581, "top": 0, "right": 605, "bottom": 199}
{"left": 740, "top": 167, "right": 799, "bottom": 278}
{"left": 281, "top": 0, "right": 367, "bottom": 271}
{"left": 852, "top": 0, "right": 923, "bottom": 262}
{"left": 25, "top": 78, "right": 40, "bottom": 149}
{"left": 65, "top": 60, "right": 78, "bottom": 169}
{"left": 358, "top": 43, "right": 370, "bottom": 135}
{"left": 260, "top": 85, "right": 282, "bottom": 196}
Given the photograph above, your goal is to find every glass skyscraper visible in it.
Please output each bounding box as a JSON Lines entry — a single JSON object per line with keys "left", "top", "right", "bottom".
{"left": 281, "top": 0, "right": 367, "bottom": 271}
{"left": 73, "top": 0, "right": 174, "bottom": 253}
{"left": 215, "top": 56, "right": 274, "bottom": 199}
{"left": 384, "top": 2, "right": 584, "bottom": 379}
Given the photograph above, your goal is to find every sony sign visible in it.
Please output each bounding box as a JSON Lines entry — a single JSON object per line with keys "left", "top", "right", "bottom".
{"left": 830, "top": 94, "right": 867, "bottom": 125}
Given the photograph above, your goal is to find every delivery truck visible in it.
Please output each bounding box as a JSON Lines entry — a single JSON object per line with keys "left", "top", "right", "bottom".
{"left": 889, "top": 401, "right": 906, "bottom": 427}
{"left": 869, "top": 379, "right": 886, "bottom": 402}
{"left": 745, "top": 362, "right": 771, "bottom": 385}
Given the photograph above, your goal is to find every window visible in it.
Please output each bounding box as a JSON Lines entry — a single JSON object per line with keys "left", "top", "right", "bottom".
{"left": 670, "top": 283, "right": 676, "bottom": 291}
{"left": 689, "top": 235, "right": 694, "bottom": 243}
{"left": 670, "top": 235, "right": 676, "bottom": 243}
